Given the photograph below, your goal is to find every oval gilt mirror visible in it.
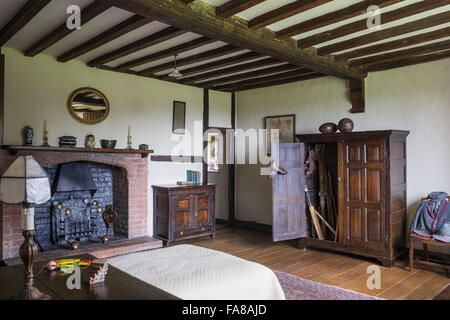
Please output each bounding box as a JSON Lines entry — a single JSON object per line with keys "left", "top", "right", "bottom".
{"left": 67, "top": 88, "right": 110, "bottom": 125}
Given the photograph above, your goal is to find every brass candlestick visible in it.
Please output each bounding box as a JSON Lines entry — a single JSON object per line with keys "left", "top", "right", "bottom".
{"left": 41, "top": 130, "right": 50, "bottom": 147}
{"left": 19, "top": 230, "right": 51, "bottom": 300}
{"left": 127, "top": 135, "right": 133, "bottom": 149}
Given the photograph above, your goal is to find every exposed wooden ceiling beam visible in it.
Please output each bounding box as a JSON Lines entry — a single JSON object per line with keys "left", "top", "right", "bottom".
{"left": 103, "top": 0, "right": 365, "bottom": 79}
{"left": 213, "top": 68, "right": 316, "bottom": 90}
{"left": 298, "top": 0, "right": 449, "bottom": 49}
{"left": 363, "top": 50, "right": 450, "bottom": 72}
{"left": 275, "top": 0, "right": 402, "bottom": 39}
{"left": 318, "top": 11, "right": 450, "bottom": 55}
{"left": 221, "top": 72, "right": 325, "bottom": 92}
{"left": 216, "top": 0, "right": 266, "bottom": 18}
{"left": 159, "top": 51, "right": 262, "bottom": 80}
{"left": 248, "top": 0, "right": 331, "bottom": 30}
{"left": 336, "top": 27, "right": 450, "bottom": 61}
{"left": 0, "top": 0, "right": 51, "bottom": 47}
{"left": 349, "top": 79, "right": 365, "bottom": 114}
{"left": 179, "top": 57, "right": 282, "bottom": 84}
{"left": 139, "top": 44, "right": 242, "bottom": 75}
{"left": 58, "top": 15, "right": 152, "bottom": 62}
{"left": 87, "top": 26, "right": 186, "bottom": 67}
{"left": 116, "top": 37, "right": 215, "bottom": 70}
{"left": 25, "top": 1, "right": 111, "bottom": 57}
{"left": 199, "top": 64, "right": 303, "bottom": 88}
{"left": 351, "top": 39, "right": 450, "bottom": 68}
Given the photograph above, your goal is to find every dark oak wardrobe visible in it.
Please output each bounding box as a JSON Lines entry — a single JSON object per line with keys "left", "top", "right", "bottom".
{"left": 271, "top": 130, "right": 409, "bottom": 267}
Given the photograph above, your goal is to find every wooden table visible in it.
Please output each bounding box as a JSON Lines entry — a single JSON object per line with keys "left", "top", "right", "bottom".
{"left": 0, "top": 254, "right": 179, "bottom": 300}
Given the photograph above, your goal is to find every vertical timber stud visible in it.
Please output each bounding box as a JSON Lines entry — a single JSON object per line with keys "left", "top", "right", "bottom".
{"left": 203, "top": 88, "right": 209, "bottom": 184}
{"left": 228, "top": 92, "right": 236, "bottom": 225}
{"left": 349, "top": 79, "right": 365, "bottom": 113}
{"left": 0, "top": 50, "right": 4, "bottom": 260}
{"left": 0, "top": 50, "right": 4, "bottom": 145}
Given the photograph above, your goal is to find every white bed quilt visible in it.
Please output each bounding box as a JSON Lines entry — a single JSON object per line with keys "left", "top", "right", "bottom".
{"left": 108, "top": 244, "right": 285, "bottom": 300}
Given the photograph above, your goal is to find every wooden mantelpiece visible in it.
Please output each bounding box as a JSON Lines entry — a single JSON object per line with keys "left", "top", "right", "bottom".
{"left": 2, "top": 145, "right": 154, "bottom": 158}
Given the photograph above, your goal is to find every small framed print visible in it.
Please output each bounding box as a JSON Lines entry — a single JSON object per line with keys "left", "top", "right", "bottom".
{"left": 264, "top": 114, "right": 296, "bottom": 155}
{"left": 172, "top": 101, "right": 186, "bottom": 134}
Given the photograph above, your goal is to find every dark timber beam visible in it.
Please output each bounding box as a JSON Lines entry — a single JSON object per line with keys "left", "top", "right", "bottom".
{"left": 202, "top": 88, "right": 209, "bottom": 185}
{"left": 179, "top": 57, "right": 282, "bottom": 84}
{"left": 116, "top": 37, "right": 215, "bottom": 70}
{"left": 25, "top": 1, "right": 111, "bottom": 57}
{"left": 199, "top": 64, "right": 304, "bottom": 88}
{"left": 248, "top": 0, "right": 331, "bottom": 30}
{"left": 224, "top": 73, "right": 326, "bottom": 92}
{"left": 216, "top": 0, "right": 266, "bottom": 18}
{"left": 0, "top": 0, "right": 51, "bottom": 47}
{"left": 336, "top": 27, "right": 450, "bottom": 61}
{"left": 58, "top": 15, "right": 153, "bottom": 62}
{"left": 318, "top": 11, "right": 450, "bottom": 55}
{"left": 351, "top": 39, "right": 450, "bottom": 68}
{"left": 228, "top": 92, "right": 236, "bottom": 225}
{"left": 87, "top": 26, "right": 186, "bottom": 67}
{"left": 363, "top": 50, "right": 450, "bottom": 73}
{"left": 159, "top": 52, "right": 262, "bottom": 80}
{"left": 213, "top": 69, "right": 316, "bottom": 91}
{"left": 102, "top": 0, "right": 365, "bottom": 79}
{"left": 349, "top": 79, "right": 365, "bottom": 114}
{"left": 139, "top": 45, "right": 242, "bottom": 76}
{"left": 0, "top": 52, "right": 4, "bottom": 145}
{"left": 298, "top": 0, "right": 449, "bottom": 49}
{"left": 275, "top": 0, "right": 402, "bottom": 39}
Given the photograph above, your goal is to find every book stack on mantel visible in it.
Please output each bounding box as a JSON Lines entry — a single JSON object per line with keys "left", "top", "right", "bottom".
{"left": 59, "top": 136, "right": 77, "bottom": 147}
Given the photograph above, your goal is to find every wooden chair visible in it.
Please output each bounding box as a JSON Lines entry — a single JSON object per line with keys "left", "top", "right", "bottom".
{"left": 409, "top": 197, "right": 450, "bottom": 276}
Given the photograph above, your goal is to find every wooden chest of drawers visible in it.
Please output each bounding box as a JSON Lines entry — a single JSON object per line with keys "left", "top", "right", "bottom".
{"left": 152, "top": 184, "right": 216, "bottom": 245}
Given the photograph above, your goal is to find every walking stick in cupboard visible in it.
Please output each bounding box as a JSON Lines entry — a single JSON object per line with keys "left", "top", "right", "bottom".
{"left": 305, "top": 187, "right": 324, "bottom": 240}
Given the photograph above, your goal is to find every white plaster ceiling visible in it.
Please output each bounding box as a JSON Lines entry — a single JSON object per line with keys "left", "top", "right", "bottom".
{"left": 0, "top": 0, "right": 448, "bottom": 84}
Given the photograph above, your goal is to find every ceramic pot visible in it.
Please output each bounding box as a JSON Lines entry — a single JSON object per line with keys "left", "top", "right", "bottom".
{"left": 338, "top": 118, "right": 354, "bottom": 133}
{"left": 319, "top": 122, "right": 338, "bottom": 134}
{"left": 23, "top": 126, "right": 34, "bottom": 146}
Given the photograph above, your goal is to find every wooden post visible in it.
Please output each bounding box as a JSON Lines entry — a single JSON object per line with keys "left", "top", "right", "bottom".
{"left": 228, "top": 92, "right": 236, "bottom": 225}
{"left": 202, "top": 88, "right": 209, "bottom": 185}
{"left": 0, "top": 51, "right": 4, "bottom": 146}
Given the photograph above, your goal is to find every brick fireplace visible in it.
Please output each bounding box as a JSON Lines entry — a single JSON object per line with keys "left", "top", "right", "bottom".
{"left": 0, "top": 146, "right": 152, "bottom": 260}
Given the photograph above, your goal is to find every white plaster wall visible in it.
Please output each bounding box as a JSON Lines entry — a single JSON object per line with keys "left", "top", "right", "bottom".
{"left": 235, "top": 58, "right": 450, "bottom": 237}
{"left": 2, "top": 48, "right": 210, "bottom": 236}
{"left": 209, "top": 90, "right": 232, "bottom": 128}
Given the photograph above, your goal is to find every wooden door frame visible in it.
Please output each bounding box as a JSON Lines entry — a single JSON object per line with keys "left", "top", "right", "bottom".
{"left": 203, "top": 90, "right": 236, "bottom": 225}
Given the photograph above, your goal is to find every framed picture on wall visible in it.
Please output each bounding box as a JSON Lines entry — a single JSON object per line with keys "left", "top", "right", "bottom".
{"left": 172, "top": 101, "right": 186, "bottom": 134}
{"left": 264, "top": 114, "right": 296, "bottom": 155}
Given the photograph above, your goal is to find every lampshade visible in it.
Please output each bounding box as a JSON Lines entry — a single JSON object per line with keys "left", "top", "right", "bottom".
{"left": 0, "top": 156, "right": 51, "bottom": 205}
{"left": 168, "top": 67, "right": 183, "bottom": 78}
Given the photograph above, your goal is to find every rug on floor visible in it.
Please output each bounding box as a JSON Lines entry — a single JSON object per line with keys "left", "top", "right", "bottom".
{"left": 273, "top": 270, "right": 381, "bottom": 300}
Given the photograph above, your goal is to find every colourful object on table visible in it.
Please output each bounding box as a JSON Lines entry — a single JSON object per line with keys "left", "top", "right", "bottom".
{"left": 87, "top": 260, "right": 109, "bottom": 285}
{"left": 53, "top": 258, "right": 91, "bottom": 269}
{"left": 46, "top": 259, "right": 58, "bottom": 271}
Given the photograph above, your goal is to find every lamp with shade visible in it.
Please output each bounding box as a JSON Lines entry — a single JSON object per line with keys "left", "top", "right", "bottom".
{"left": 0, "top": 155, "right": 51, "bottom": 300}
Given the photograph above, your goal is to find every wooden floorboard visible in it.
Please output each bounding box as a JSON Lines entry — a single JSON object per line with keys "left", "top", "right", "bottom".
{"left": 185, "top": 226, "right": 450, "bottom": 300}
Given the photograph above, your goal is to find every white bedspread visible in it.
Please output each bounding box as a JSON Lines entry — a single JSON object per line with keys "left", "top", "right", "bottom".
{"left": 108, "top": 244, "right": 285, "bottom": 300}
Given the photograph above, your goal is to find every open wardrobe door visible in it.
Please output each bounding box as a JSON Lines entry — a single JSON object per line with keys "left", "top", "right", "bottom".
{"left": 271, "top": 142, "right": 308, "bottom": 242}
